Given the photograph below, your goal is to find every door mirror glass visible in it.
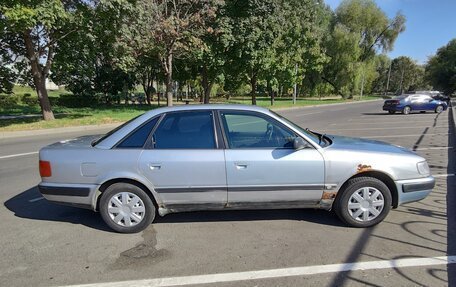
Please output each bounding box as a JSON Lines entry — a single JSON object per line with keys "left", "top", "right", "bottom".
{"left": 293, "top": 137, "right": 310, "bottom": 150}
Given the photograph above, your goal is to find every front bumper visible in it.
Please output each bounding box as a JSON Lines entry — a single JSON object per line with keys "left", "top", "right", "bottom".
{"left": 395, "top": 176, "right": 435, "bottom": 206}
{"left": 38, "top": 182, "right": 100, "bottom": 210}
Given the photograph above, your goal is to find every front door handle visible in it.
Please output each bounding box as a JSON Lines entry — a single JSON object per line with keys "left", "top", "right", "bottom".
{"left": 235, "top": 163, "right": 248, "bottom": 170}
{"left": 149, "top": 163, "right": 161, "bottom": 170}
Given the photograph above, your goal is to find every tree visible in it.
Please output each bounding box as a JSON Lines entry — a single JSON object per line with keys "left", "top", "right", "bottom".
{"left": 388, "top": 56, "right": 425, "bottom": 94}
{"left": 52, "top": 0, "right": 137, "bottom": 103}
{"left": 426, "top": 38, "right": 456, "bottom": 95}
{"left": 0, "top": 0, "right": 87, "bottom": 120}
{"left": 322, "top": 0, "right": 405, "bottom": 98}
{"left": 147, "top": 0, "right": 222, "bottom": 106}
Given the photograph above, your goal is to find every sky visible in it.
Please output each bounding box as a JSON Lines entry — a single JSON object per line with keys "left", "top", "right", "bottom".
{"left": 324, "top": 0, "right": 456, "bottom": 64}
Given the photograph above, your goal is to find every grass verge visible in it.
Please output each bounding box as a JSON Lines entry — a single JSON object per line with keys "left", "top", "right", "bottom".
{"left": 0, "top": 96, "right": 379, "bottom": 132}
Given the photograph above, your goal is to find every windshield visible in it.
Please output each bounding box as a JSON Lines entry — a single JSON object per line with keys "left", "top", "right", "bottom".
{"left": 91, "top": 114, "right": 144, "bottom": 146}
{"left": 269, "top": 110, "right": 321, "bottom": 145}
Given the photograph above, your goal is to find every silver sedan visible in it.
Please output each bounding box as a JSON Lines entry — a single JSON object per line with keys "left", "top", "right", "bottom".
{"left": 38, "top": 105, "right": 434, "bottom": 233}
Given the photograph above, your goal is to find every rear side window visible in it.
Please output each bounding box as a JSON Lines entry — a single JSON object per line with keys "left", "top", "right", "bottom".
{"left": 153, "top": 111, "right": 216, "bottom": 149}
{"left": 117, "top": 117, "right": 159, "bottom": 148}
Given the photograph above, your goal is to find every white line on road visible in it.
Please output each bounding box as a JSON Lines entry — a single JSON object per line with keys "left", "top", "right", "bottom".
{"left": 0, "top": 151, "right": 38, "bottom": 160}
{"left": 28, "top": 197, "right": 44, "bottom": 202}
{"left": 366, "top": 133, "right": 450, "bottom": 138}
{"left": 324, "top": 126, "right": 448, "bottom": 131}
{"left": 65, "top": 256, "right": 456, "bottom": 287}
{"left": 433, "top": 174, "right": 455, "bottom": 178}
{"left": 414, "top": 146, "right": 453, "bottom": 151}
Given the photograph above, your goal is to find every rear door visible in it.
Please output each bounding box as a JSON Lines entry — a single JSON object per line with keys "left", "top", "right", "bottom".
{"left": 219, "top": 110, "right": 325, "bottom": 207}
{"left": 138, "top": 110, "right": 227, "bottom": 209}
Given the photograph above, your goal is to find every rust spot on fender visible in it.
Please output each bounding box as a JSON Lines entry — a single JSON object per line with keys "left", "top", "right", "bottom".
{"left": 321, "top": 191, "right": 336, "bottom": 200}
{"left": 357, "top": 164, "right": 372, "bottom": 173}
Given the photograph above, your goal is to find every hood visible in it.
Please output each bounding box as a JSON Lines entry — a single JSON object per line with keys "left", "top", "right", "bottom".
{"left": 43, "top": 135, "right": 102, "bottom": 150}
{"left": 325, "top": 135, "right": 416, "bottom": 155}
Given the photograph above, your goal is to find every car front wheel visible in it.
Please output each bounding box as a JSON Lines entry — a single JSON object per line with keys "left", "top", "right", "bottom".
{"left": 435, "top": 105, "right": 444, "bottom": 113}
{"left": 99, "top": 183, "right": 155, "bottom": 233}
{"left": 388, "top": 110, "right": 395, "bottom": 114}
{"left": 334, "top": 177, "right": 392, "bottom": 228}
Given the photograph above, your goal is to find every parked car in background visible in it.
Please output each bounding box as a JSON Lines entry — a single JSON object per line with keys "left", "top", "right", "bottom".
{"left": 383, "top": 94, "right": 448, "bottom": 114}
{"left": 39, "top": 105, "right": 434, "bottom": 233}
{"left": 414, "top": 91, "right": 450, "bottom": 105}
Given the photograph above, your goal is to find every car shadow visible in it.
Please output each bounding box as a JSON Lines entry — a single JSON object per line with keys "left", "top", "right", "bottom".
{"left": 3, "top": 186, "right": 112, "bottom": 232}
{"left": 154, "top": 208, "right": 344, "bottom": 227}
{"left": 4, "top": 186, "right": 345, "bottom": 231}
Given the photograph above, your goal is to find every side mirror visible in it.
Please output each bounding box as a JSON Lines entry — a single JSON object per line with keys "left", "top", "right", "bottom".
{"left": 293, "top": 137, "right": 310, "bottom": 150}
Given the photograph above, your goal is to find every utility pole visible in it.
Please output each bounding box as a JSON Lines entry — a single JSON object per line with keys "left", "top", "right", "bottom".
{"left": 293, "top": 64, "right": 298, "bottom": 105}
{"left": 384, "top": 61, "right": 392, "bottom": 96}
{"left": 360, "top": 71, "right": 365, "bottom": 100}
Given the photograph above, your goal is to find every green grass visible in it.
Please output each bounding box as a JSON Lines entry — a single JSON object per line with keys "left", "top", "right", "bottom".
{"left": 0, "top": 93, "right": 379, "bottom": 132}
{"left": 12, "top": 85, "right": 70, "bottom": 98}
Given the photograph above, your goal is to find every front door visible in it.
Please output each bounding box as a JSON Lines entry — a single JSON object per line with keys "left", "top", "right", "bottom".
{"left": 219, "top": 110, "right": 325, "bottom": 207}
{"left": 139, "top": 110, "right": 227, "bottom": 209}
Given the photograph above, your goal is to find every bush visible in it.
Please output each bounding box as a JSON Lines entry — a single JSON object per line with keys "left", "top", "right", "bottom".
{"left": 21, "top": 93, "right": 38, "bottom": 107}
{"left": 57, "top": 94, "right": 98, "bottom": 107}
{"left": 0, "top": 94, "right": 20, "bottom": 108}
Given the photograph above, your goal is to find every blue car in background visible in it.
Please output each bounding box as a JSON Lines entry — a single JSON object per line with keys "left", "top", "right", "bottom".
{"left": 383, "top": 94, "right": 448, "bottom": 115}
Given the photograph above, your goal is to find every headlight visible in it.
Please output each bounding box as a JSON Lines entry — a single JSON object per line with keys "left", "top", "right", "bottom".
{"left": 417, "top": 161, "right": 430, "bottom": 175}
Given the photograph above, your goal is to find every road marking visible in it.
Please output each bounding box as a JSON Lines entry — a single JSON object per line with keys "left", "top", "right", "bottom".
{"left": 324, "top": 126, "right": 448, "bottom": 131}
{"left": 414, "top": 146, "right": 453, "bottom": 151}
{"left": 65, "top": 256, "right": 456, "bottom": 287}
{"left": 29, "top": 197, "right": 44, "bottom": 202}
{"left": 433, "top": 174, "right": 455, "bottom": 178}
{"left": 0, "top": 151, "right": 38, "bottom": 160}
{"left": 366, "top": 133, "right": 450, "bottom": 139}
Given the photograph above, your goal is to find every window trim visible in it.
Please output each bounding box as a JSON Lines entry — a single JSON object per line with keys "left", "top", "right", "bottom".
{"left": 217, "top": 110, "right": 300, "bottom": 150}
{"left": 145, "top": 109, "right": 220, "bottom": 150}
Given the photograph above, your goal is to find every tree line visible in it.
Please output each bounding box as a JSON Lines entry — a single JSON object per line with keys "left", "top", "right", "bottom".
{"left": 1, "top": 0, "right": 454, "bottom": 121}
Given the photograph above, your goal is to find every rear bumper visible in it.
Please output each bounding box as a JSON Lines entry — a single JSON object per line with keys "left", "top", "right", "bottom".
{"left": 395, "top": 176, "right": 435, "bottom": 206}
{"left": 38, "top": 182, "right": 100, "bottom": 210}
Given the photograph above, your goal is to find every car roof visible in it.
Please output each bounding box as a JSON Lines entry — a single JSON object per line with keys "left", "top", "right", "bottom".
{"left": 141, "top": 104, "right": 270, "bottom": 117}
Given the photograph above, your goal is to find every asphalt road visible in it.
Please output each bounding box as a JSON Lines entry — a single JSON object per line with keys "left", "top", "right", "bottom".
{"left": 0, "top": 100, "right": 454, "bottom": 287}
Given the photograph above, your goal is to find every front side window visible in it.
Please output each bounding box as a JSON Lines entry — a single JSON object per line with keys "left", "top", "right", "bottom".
{"left": 221, "top": 111, "right": 295, "bottom": 149}
{"left": 153, "top": 111, "right": 216, "bottom": 149}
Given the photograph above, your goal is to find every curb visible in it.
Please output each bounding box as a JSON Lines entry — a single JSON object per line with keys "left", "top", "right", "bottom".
{"left": 0, "top": 123, "right": 121, "bottom": 139}
{"left": 0, "top": 98, "right": 382, "bottom": 139}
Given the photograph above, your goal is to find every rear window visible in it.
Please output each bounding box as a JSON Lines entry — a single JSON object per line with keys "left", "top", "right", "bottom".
{"left": 116, "top": 117, "right": 159, "bottom": 148}
{"left": 92, "top": 114, "right": 143, "bottom": 146}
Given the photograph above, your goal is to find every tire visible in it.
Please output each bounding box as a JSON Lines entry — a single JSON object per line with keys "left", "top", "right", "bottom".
{"left": 388, "top": 110, "right": 395, "bottom": 114}
{"left": 333, "top": 177, "right": 392, "bottom": 228}
{"left": 402, "top": 106, "right": 411, "bottom": 115}
{"left": 435, "top": 105, "right": 444, "bottom": 113}
{"left": 99, "top": 183, "right": 155, "bottom": 233}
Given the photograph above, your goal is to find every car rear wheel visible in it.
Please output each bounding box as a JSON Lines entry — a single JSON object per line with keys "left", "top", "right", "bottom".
{"left": 435, "top": 105, "right": 444, "bottom": 113}
{"left": 402, "top": 106, "right": 411, "bottom": 115}
{"left": 388, "top": 110, "right": 395, "bottom": 114}
{"left": 100, "top": 183, "right": 155, "bottom": 233}
{"left": 334, "top": 177, "right": 392, "bottom": 228}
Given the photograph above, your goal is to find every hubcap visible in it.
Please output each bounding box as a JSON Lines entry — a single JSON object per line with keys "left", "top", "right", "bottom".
{"left": 108, "top": 192, "right": 146, "bottom": 227}
{"left": 437, "top": 106, "right": 443, "bottom": 112}
{"left": 347, "top": 187, "right": 384, "bottom": 222}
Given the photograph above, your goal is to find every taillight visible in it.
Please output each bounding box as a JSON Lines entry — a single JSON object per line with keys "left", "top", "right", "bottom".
{"left": 39, "top": 160, "right": 52, "bottom": 177}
